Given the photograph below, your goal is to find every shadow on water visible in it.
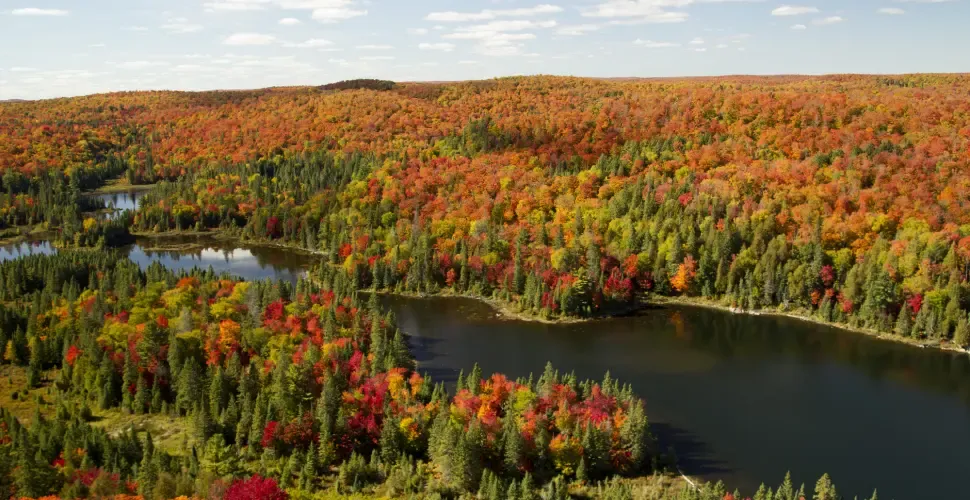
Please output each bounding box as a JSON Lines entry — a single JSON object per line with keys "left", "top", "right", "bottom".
{"left": 649, "top": 421, "right": 732, "bottom": 478}
{"left": 407, "top": 335, "right": 459, "bottom": 382}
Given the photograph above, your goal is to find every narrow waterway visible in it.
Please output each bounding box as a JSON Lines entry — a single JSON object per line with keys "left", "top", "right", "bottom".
{"left": 4, "top": 237, "right": 968, "bottom": 499}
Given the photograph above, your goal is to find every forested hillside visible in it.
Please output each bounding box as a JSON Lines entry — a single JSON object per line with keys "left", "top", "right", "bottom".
{"left": 0, "top": 250, "right": 858, "bottom": 500}
{"left": 3, "top": 75, "right": 970, "bottom": 338}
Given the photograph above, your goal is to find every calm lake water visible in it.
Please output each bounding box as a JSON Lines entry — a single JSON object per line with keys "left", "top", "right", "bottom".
{"left": 91, "top": 191, "right": 145, "bottom": 219}
{"left": 3, "top": 238, "right": 968, "bottom": 499}
{"left": 0, "top": 236, "right": 316, "bottom": 284}
{"left": 381, "top": 295, "right": 970, "bottom": 500}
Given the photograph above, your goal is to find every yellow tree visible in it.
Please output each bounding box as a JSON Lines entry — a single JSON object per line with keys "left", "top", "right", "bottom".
{"left": 670, "top": 256, "right": 698, "bottom": 294}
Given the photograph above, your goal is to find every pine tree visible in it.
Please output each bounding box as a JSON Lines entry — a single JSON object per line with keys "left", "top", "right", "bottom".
{"left": 520, "top": 472, "right": 535, "bottom": 500}
{"left": 194, "top": 400, "right": 216, "bottom": 441}
{"left": 503, "top": 417, "right": 523, "bottom": 476}
{"left": 300, "top": 443, "right": 318, "bottom": 490}
{"left": 894, "top": 304, "right": 913, "bottom": 337}
{"left": 576, "top": 457, "right": 588, "bottom": 483}
{"left": 14, "top": 437, "right": 57, "bottom": 498}
{"left": 121, "top": 353, "right": 136, "bottom": 412}
{"left": 379, "top": 413, "right": 400, "bottom": 464}
{"left": 138, "top": 432, "right": 159, "bottom": 498}
{"left": 467, "top": 363, "right": 482, "bottom": 395}
{"left": 954, "top": 316, "right": 969, "bottom": 348}
{"left": 176, "top": 358, "right": 203, "bottom": 414}
{"left": 134, "top": 375, "right": 149, "bottom": 414}
{"left": 813, "top": 473, "right": 837, "bottom": 500}
{"left": 209, "top": 366, "right": 226, "bottom": 419}
{"left": 150, "top": 377, "right": 163, "bottom": 413}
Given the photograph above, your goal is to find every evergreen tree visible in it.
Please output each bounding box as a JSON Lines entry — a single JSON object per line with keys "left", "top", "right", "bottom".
{"left": 134, "top": 375, "right": 149, "bottom": 414}
{"left": 137, "top": 432, "right": 159, "bottom": 498}
{"left": 14, "top": 437, "right": 57, "bottom": 498}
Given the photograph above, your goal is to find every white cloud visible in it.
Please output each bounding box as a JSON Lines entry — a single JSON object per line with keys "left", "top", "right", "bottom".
{"left": 283, "top": 38, "right": 332, "bottom": 48}
{"left": 11, "top": 7, "right": 68, "bottom": 16}
{"left": 173, "top": 64, "right": 209, "bottom": 72}
{"left": 427, "top": 4, "right": 563, "bottom": 22}
{"left": 224, "top": 33, "right": 277, "bottom": 45}
{"left": 791, "top": 23, "right": 807, "bottom": 30}
{"left": 689, "top": 37, "right": 704, "bottom": 45}
{"left": 716, "top": 43, "right": 728, "bottom": 49}
{"left": 124, "top": 26, "right": 149, "bottom": 32}
{"left": 360, "top": 55, "right": 395, "bottom": 61}
{"left": 312, "top": 7, "right": 366, "bottom": 22}
{"left": 357, "top": 44, "right": 393, "bottom": 50}
{"left": 204, "top": 1, "right": 268, "bottom": 12}
{"left": 693, "top": 48, "right": 707, "bottom": 52}
{"left": 878, "top": 8, "right": 905, "bottom": 14}
{"left": 771, "top": 5, "right": 820, "bottom": 16}
{"left": 279, "top": 17, "right": 302, "bottom": 25}
{"left": 582, "top": 0, "right": 759, "bottom": 24}
{"left": 161, "top": 18, "right": 203, "bottom": 34}
{"left": 459, "top": 60, "right": 479, "bottom": 65}
{"left": 556, "top": 24, "right": 600, "bottom": 36}
{"left": 407, "top": 28, "right": 429, "bottom": 35}
{"left": 455, "top": 19, "right": 556, "bottom": 33}
{"left": 418, "top": 42, "right": 455, "bottom": 51}
{"left": 116, "top": 61, "right": 169, "bottom": 70}
{"left": 10, "top": 67, "right": 37, "bottom": 72}
{"left": 814, "top": 16, "right": 845, "bottom": 25}
{"left": 204, "top": 1, "right": 367, "bottom": 23}
{"left": 89, "top": 43, "right": 107, "bottom": 48}
{"left": 633, "top": 38, "right": 680, "bottom": 48}
{"left": 442, "top": 19, "right": 555, "bottom": 57}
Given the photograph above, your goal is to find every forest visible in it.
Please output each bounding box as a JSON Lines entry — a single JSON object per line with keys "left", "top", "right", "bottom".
{"left": 0, "top": 251, "right": 857, "bottom": 499}
{"left": 3, "top": 75, "right": 967, "bottom": 342}
{"left": 0, "top": 74, "right": 961, "bottom": 498}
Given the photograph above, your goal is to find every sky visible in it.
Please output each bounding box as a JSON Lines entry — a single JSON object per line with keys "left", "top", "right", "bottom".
{"left": 0, "top": 0, "right": 967, "bottom": 100}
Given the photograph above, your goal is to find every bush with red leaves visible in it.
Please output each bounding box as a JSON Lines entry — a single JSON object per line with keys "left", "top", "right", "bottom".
{"left": 225, "top": 475, "right": 288, "bottom": 500}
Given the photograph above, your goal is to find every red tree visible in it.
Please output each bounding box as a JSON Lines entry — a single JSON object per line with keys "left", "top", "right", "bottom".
{"left": 225, "top": 475, "right": 288, "bottom": 500}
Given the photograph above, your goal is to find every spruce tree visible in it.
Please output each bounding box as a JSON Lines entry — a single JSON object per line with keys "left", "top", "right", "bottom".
{"left": 121, "top": 353, "right": 136, "bottom": 412}
{"left": 379, "top": 413, "right": 400, "bottom": 464}
{"left": 134, "top": 375, "right": 149, "bottom": 414}
{"left": 137, "top": 432, "right": 159, "bottom": 498}
{"left": 14, "top": 437, "right": 57, "bottom": 498}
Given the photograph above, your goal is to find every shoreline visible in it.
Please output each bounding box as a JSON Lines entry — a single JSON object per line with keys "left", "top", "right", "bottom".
{"left": 90, "top": 181, "right": 157, "bottom": 194}
{"left": 648, "top": 295, "right": 969, "bottom": 355}
{"left": 17, "top": 227, "right": 968, "bottom": 355}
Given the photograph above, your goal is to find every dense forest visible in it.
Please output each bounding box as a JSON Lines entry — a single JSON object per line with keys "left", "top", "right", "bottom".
{"left": 0, "top": 251, "right": 863, "bottom": 499}
{"left": 4, "top": 75, "right": 966, "bottom": 342}
{"left": 0, "top": 74, "right": 963, "bottom": 497}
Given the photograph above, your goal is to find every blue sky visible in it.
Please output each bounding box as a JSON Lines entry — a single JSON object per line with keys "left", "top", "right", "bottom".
{"left": 0, "top": 0, "right": 966, "bottom": 99}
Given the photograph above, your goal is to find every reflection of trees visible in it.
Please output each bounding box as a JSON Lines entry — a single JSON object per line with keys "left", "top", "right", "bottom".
{"left": 0, "top": 242, "right": 56, "bottom": 262}
{"left": 673, "top": 306, "right": 970, "bottom": 404}
{"left": 126, "top": 236, "right": 316, "bottom": 281}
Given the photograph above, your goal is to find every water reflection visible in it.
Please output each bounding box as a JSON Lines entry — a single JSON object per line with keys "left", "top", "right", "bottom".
{"left": 0, "top": 240, "right": 57, "bottom": 261}
{"left": 91, "top": 191, "right": 144, "bottom": 219}
{"left": 0, "top": 236, "right": 317, "bottom": 284}
{"left": 382, "top": 295, "right": 970, "bottom": 500}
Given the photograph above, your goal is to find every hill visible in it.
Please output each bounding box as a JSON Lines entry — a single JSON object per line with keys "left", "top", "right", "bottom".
{"left": 3, "top": 74, "right": 970, "bottom": 342}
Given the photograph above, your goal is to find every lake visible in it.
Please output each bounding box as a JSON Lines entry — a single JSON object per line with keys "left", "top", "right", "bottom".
{"left": 3, "top": 237, "right": 968, "bottom": 499}
{"left": 382, "top": 295, "right": 970, "bottom": 499}
{"left": 0, "top": 236, "right": 316, "bottom": 284}
{"left": 91, "top": 190, "right": 145, "bottom": 219}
